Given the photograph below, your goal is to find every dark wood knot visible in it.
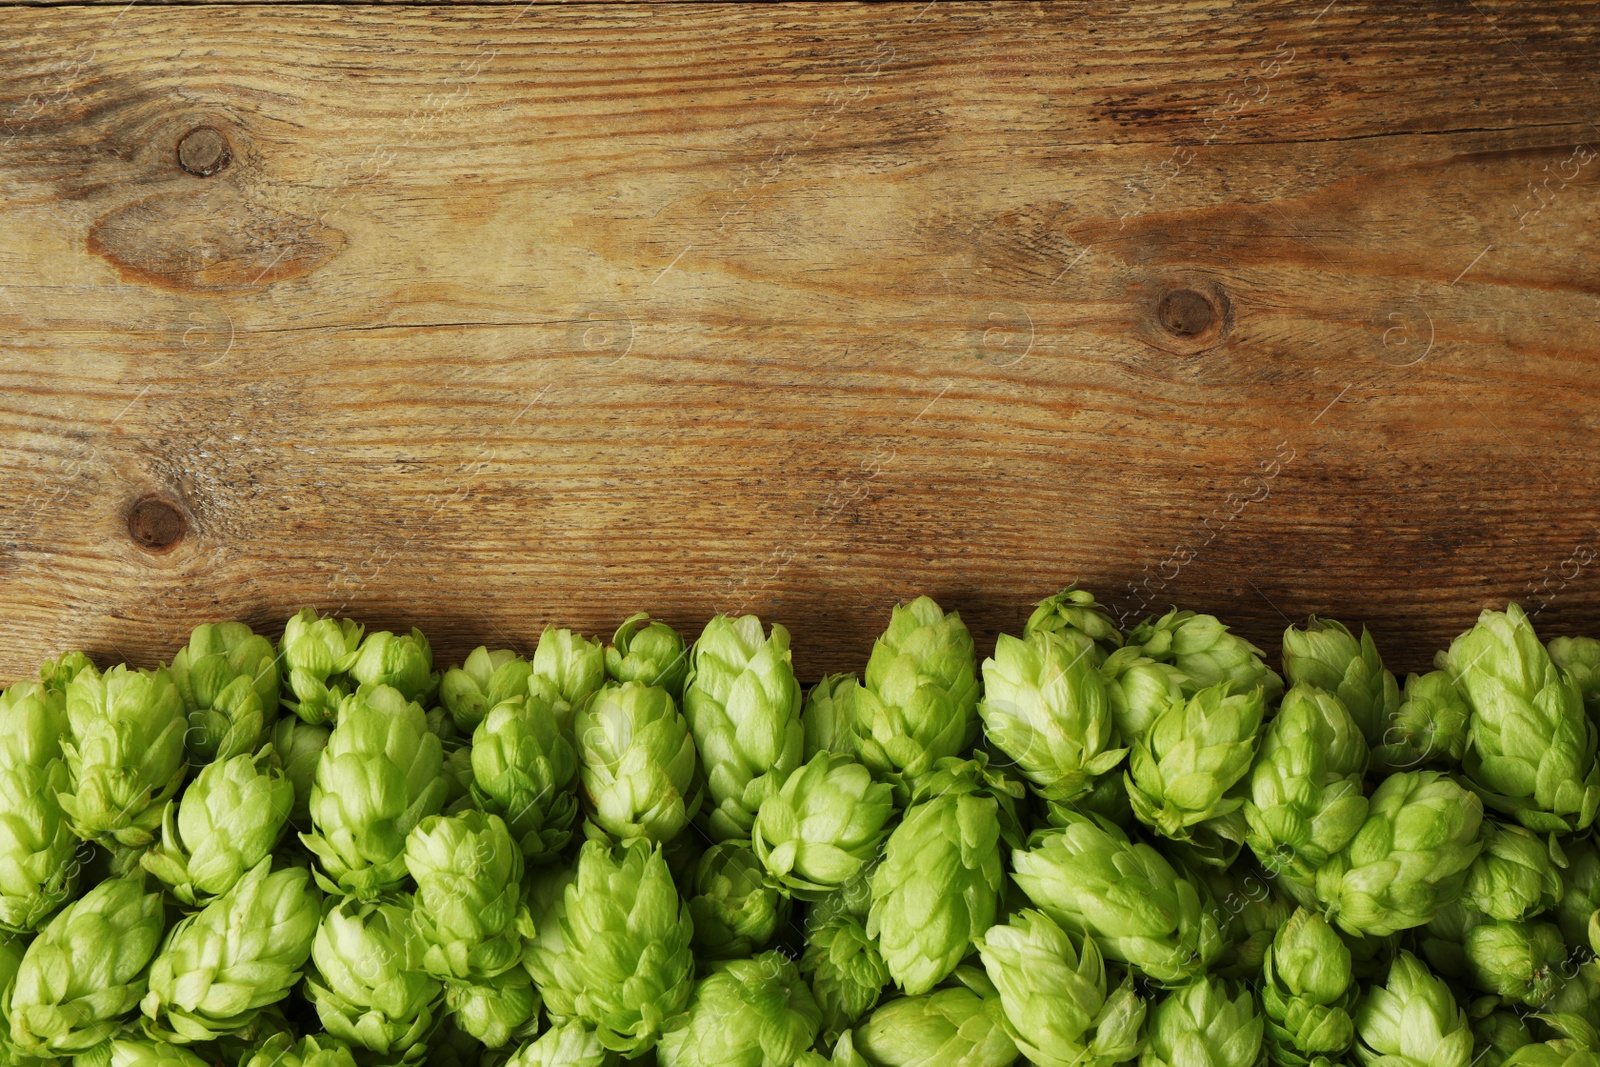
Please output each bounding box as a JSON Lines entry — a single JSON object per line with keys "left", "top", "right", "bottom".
{"left": 126, "top": 495, "right": 187, "bottom": 553}
{"left": 1144, "top": 280, "right": 1231, "bottom": 356}
{"left": 1158, "top": 289, "right": 1216, "bottom": 337}
{"left": 176, "top": 126, "right": 231, "bottom": 177}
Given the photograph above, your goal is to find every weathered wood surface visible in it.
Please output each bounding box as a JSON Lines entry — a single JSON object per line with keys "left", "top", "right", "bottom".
{"left": 1, "top": 1, "right": 1598, "bottom": 683}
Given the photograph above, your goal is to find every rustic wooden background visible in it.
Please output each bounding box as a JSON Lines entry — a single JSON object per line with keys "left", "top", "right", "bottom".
{"left": 2, "top": 1, "right": 1597, "bottom": 683}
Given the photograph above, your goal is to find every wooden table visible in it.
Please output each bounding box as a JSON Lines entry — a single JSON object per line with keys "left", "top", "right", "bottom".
{"left": 2, "top": 1, "right": 1597, "bottom": 682}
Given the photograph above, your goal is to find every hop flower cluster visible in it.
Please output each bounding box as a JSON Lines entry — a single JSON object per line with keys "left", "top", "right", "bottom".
{"left": 0, "top": 594, "right": 1597, "bottom": 1067}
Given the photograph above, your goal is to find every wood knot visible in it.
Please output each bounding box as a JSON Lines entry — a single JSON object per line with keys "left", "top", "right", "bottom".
{"left": 126, "top": 495, "right": 187, "bottom": 553}
{"left": 1158, "top": 289, "right": 1216, "bottom": 337}
{"left": 1142, "top": 280, "right": 1231, "bottom": 356}
{"left": 176, "top": 126, "right": 231, "bottom": 177}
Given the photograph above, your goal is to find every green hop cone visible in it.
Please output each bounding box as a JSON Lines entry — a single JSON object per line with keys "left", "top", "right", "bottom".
{"left": 139, "top": 748, "right": 292, "bottom": 907}
{"left": 170, "top": 622, "right": 280, "bottom": 764}
{"left": 7, "top": 877, "right": 165, "bottom": 1055}
{"left": 1439, "top": 603, "right": 1600, "bottom": 833}
{"left": 1282, "top": 617, "right": 1399, "bottom": 749}
{"left": 471, "top": 689, "right": 580, "bottom": 863}
{"left": 682, "top": 614, "right": 805, "bottom": 842}
{"left": 1128, "top": 608, "right": 1284, "bottom": 702}
{"left": 802, "top": 900, "right": 890, "bottom": 1045}
{"left": 752, "top": 752, "right": 895, "bottom": 898}
{"left": 405, "top": 811, "right": 531, "bottom": 982}
{"left": 1010, "top": 808, "right": 1223, "bottom": 986}
{"left": 59, "top": 664, "right": 187, "bottom": 848}
{"left": 975, "top": 908, "right": 1145, "bottom": 1067}
{"left": 1140, "top": 977, "right": 1263, "bottom": 1067}
{"left": 278, "top": 609, "right": 364, "bottom": 726}
{"left": 978, "top": 630, "right": 1126, "bottom": 802}
{"left": 1242, "top": 684, "right": 1370, "bottom": 891}
{"left": 240, "top": 1033, "right": 359, "bottom": 1067}
{"left": 1314, "top": 770, "right": 1483, "bottom": 938}
{"left": 1125, "top": 681, "right": 1265, "bottom": 846}
{"left": 802, "top": 674, "right": 862, "bottom": 760}
{"left": 1463, "top": 919, "right": 1567, "bottom": 1007}
{"left": 605, "top": 613, "right": 689, "bottom": 699}
{"left": 1099, "top": 649, "right": 1188, "bottom": 746}
{"left": 1023, "top": 585, "right": 1125, "bottom": 663}
{"left": 1416, "top": 901, "right": 1480, "bottom": 982}
{"left": 1194, "top": 860, "right": 1294, "bottom": 980}
{"left": 525, "top": 840, "right": 695, "bottom": 1055}
{"left": 1471, "top": 1007, "right": 1534, "bottom": 1067}
{"left": 1555, "top": 835, "right": 1600, "bottom": 949}
{"left": 1550, "top": 635, "right": 1600, "bottom": 719}
{"left": 855, "top": 967, "right": 1017, "bottom": 1067}
{"left": 867, "top": 757, "right": 1023, "bottom": 995}
{"left": 1463, "top": 820, "right": 1562, "bottom": 921}
{"left": 349, "top": 628, "right": 438, "bottom": 706}
{"left": 95, "top": 1040, "right": 210, "bottom": 1067}
{"left": 1352, "top": 951, "right": 1472, "bottom": 1067}
{"left": 299, "top": 684, "right": 447, "bottom": 899}
{"left": 1372, "top": 670, "right": 1471, "bottom": 771}
{"left": 574, "top": 681, "right": 702, "bottom": 845}
{"left": 440, "top": 647, "right": 533, "bottom": 735}
{"left": 140, "top": 861, "right": 321, "bottom": 1042}
{"left": 502, "top": 1019, "right": 617, "bottom": 1067}
{"left": 531, "top": 627, "right": 606, "bottom": 730}
{"left": 443, "top": 965, "right": 541, "bottom": 1049}
{"left": 270, "top": 717, "right": 328, "bottom": 830}
{"left": 850, "top": 597, "right": 982, "bottom": 793}
{"left": 1261, "top": 908, "right": 1355, "bottom": 1067}
{"left": 304, "top": 896, "right": 441, "bottom": 1063}
{"left": 657, "top": 951, "right": 823, "bottom": 1067}
{"left": 685, "top": 841, "right": 789, "bottom": 960}
{"left": 0, "top": 682, "right": 78, "bottom": 933}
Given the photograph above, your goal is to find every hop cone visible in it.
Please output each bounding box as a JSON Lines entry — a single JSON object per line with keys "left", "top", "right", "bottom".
{"left": 0, "top": 682, "right": 78, "bottom": 933}
{"left": 349, "top": 628, "right": 438, "bottom": 706}
{"left": 98, "top": 1041, "right": 211, "bottom": 1067}
{"left": 59, "top": 665, "right": 187, "bottom": 848}
{"left": 141, "top": 862, "right": 321, "bottom": 1042}
{"left": 802, "top": 674, "right": 862, "bottom": 760}
{"left": 1352, "top": 951, "right": 1471, "bottom": 1067}
{"left": 443, "top": 965, "right": 541, "bottom": 1050}
{"left": 140, "top": 748, "right": 292, "bottom": 907}
{"left": 170, "top": 622, "right": 280, "bottom": 763}
{"left": 574, "top": 681, "right": 701, "bottom": 845}
{"left": 752, "top": 752, "right": 895, "bottom": 898}
{"left": 867, "top": 758, "right": 1022, "bottom": 995}
{"left": 1261, "top": 908, "right": 1355, "bottom": 1067}
{"left": 1242, "top": 685, "right": 1369, "bottom": 891}
{"left": 1127, "top": 608, "right": 1284, "bottom": 702}
{"left": 7, "top": 877, "right": 165, "bottom": 1055}
{"left": 278, "top": 609, "right": 363, "bottom": 726}
{"left": 1282, "top": 617, "right": 1399, "bottom": 749}
{"left": 1471, "top": 1009, "right": 1534, "bottom": 1067}
{"left": 1464, "top": 820, "right": 1562, "bottom": 921}
{"left": 405, "top": 811, "right": 531, "bottom": 982}
{"left": 1126, "top": 681, "right": 1265, "bottom": 846}
{"left": 1550, "top": 635, "right": 1600, "bottom": 718}
{"left": 303, "top": 897, "right": 440, "bottom": 1062}
{"left": 802, "top": 888, "right": 889, "bottom": 1045}
{"left": 531, "top": 627, "right": 606, "bottom": 729}
{"left": 270, "top": 717, "right": 328, "bottom": 829}
{"left": 1555, "top": 834, "right": 1600, "bottom": 949}
{"left": 682, "top": 614, "right": 804, "bottom": 841}
{"left": 1314, "top": 770, "right": 1483, "bottom": 937}
{"left": 685, "top": 841, "right": 788, "bottom": 960}
{"left": 657, "top": 951, "right": 822, "bottom": 1067}
{"left": 855, "top": 967, "right": 1017, "bottom": 1067}
{"left": 440, "top": 647, "right": 532, "bottom": 734}
{"left": 240, "top": 1033, "right": 359, "bottom": 1067}
{"left": 1100, "top": 649, "right": 1189, "bottom": 745}
{"left": 300, "top": 684, "right": 447, "bottom": 899}
{"left": 1463, "top": 919, "right": 1567, "bottom": 1007}
{"left": 1440, "top": 603, "right": 1600, "bottom": 833}
{"left": 1195, "top": 859, "right": 1294, "bottom": 980}
{"left": 1372, "top": 671, "right": 1470, "bottom": 771}
{"left": 1141, "top": 977, "right": 1263, "bottom": 1067}
{"left": 979, "top": 630, "right": 1126, "bottom": 801}
{"left": 471, "top": 689, "right": 580, "bottom": 862}
{"left": 1024, "top": 585, "right": 1125, "bottom": 664}
{"left": 975, "top": 908, "right": 1145, "bottom": 1067}
{"left": 1010, "top": 808, "right": 1223, "bottom": 986}
{"left": 525, "top": 840, "right": 695, "bottom": 1055}
{"left": 502, "top": 1019, "right": 616, "bottom": 1067}
{"left": 850, "top": 596, "right": 981, "bottom": 792}
{"left": 606, "top": 613, "right": 690, "bottom": 699}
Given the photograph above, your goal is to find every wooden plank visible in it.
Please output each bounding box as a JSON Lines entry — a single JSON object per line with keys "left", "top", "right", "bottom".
{"left": 1, "top": 1, "right": 1598, "bottom": 683}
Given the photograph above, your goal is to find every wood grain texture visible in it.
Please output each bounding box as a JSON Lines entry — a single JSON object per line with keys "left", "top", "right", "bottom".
{"left": 1, "top": 1, "right": 1599, "bottom": 683}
